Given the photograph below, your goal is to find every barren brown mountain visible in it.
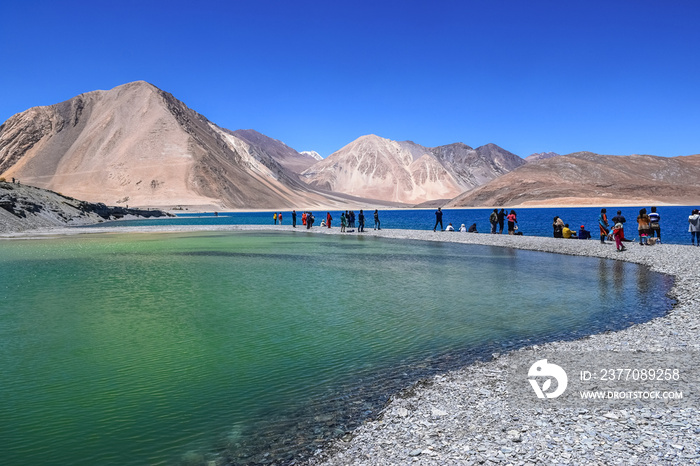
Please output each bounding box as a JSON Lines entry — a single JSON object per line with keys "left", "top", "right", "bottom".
{"left": 446, "top": 152, "right": 700, "bottom": 208}
{"left": 301, "top": 135, "right": 524, "bottom": 204}
{"left": 0, "top": 81, "right": 341, "bottom": 209}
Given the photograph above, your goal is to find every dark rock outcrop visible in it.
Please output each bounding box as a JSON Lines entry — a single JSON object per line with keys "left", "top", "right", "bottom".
{"left": 0, "top": 180, "right": 172, "bottom": 233}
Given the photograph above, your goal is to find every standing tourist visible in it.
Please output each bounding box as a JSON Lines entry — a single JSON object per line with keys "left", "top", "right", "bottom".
{"left": 637, "top": 208, "right": 651, "bottom": 245}
{"left": 598, "top": 208, "right": 610, "bottom": 243}
{"left": 489, "top": 209, "right": 498, "bottom": 234}
{"left": 278, "top": 212, "right": 282, "bottom": 224}
{"left": 433, "top": 207, "right": 444, "bottom": 232}
{"left": 552, "top": 216, "right": 564, "bottom": 238}
{"left": 358, "top": 210, "right": 366, "bottom": 232}
{"left": 374, "top": 209, "right": 381, "bottom": 230}
{"left": 273, "top": 212, "right": 277, "bottom": 225}
{"left": 507, "top": 210, "right": 517, "bottom": 235}
{"left": 326, "top": 212, "right": 332, "bottom": 228}
{"left": 292, "top": 210, "right": 297, "bottom": 228}
{"left": 349, "top": 211, "right": 356, "bottom": 229}
{"left": 341, "top": 212, "right": 347, "bottom": 232}
{"left": 689, "top": 209, "right": 700, "bottom": 246}
{"left": 302, "top": 211, "right": 307, "bottom": 226}
{"left": 612, "top": 210, "right": 626, "bottom": 226}
{"left": 498, "top": 209, "right": 506, "bottom": 234}
{"left": 649, "top": 206, "right": 661, "bottom": 243}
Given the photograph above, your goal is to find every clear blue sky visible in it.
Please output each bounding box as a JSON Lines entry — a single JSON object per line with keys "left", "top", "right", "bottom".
{"left": 1, "top": 0, "right": 699, "bottom": 158}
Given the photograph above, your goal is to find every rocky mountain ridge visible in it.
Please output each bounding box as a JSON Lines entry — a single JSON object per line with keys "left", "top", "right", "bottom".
{"left": 447, "top": 151, "right": 700, "bottom": 207}
{"left": 300, "top": 135, "right": 524, "bottom": 204}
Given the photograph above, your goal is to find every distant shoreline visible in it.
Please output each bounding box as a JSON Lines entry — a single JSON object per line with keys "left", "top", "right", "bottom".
{"left": 161, "top": 200, "right": 696, "bottom": 214}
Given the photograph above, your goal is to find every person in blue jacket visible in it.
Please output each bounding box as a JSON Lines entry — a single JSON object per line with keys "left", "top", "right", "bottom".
{"left": 433, "top": 207, "right": 444, "bottom": 232}
{"left": 578, "top": 224, "right": 591, "bottom": 240}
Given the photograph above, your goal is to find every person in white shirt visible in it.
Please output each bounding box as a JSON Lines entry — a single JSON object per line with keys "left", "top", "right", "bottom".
{"left": 689, "top": 209, "right": 700, "bottom": 246}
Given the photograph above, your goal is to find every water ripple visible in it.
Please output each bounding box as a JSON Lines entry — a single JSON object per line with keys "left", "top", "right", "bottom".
{"left": 0, "top": 232, "right": 674, "bottom": 465}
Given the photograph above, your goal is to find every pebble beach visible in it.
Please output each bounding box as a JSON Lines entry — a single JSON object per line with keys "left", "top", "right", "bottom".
{"left": 4, "top": 224, "right": 700, "bottom": 465}
{"left": 308, "top": 227, "right": 700, "bottom": 466}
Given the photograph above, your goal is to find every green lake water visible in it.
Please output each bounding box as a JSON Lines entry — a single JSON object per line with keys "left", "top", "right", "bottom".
{"left": 0, "top": 231, "right": 674, "bottom": 465}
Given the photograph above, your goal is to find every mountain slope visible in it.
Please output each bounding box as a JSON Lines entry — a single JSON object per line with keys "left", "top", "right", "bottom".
{"left": 231, "top": 129, "right": 320, "bottom": 174}
{"left": 446, "top": 152, "right": 700, "bottom": 207}
{"left": 0, "top": 81, "right": 334, "bottom": 209}
{"left": 300, "top": 135, "right": 525, "bottom": 204}
{"left": 431, "top": 142, "right": 525, "bottom": 187}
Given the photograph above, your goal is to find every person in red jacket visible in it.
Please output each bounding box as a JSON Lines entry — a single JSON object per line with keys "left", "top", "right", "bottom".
{"left": 613, "top": 223, "right": 626, "bottom": 251}
{"left": 507, "top": 210, "right": 517, "bottom": 235}
{"left": 326, "top": 212, "right": 332, "bottom": 228}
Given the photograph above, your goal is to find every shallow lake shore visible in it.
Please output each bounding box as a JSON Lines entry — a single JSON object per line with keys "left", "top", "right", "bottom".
{"left": 310, "top": 229, "right": 700, "bottom": 465}
{"left": 4, "top": 224, "right": 699, "bottom": 464}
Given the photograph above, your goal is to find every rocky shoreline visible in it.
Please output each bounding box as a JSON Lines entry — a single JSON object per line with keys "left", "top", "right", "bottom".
{"left": 0, "top": 181, "right": 173, "bottom": 234}
{"left": 2, "top": 224, "right": 698, "bottom": 465}
{"left": 307, "top": 228, "right": 700, "bottom": 465}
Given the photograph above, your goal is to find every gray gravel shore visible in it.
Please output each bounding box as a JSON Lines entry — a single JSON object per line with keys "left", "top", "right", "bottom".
{"left": 4, "top": 224, "right": 699, "bottom": 465}
{"left": 308, "top": 228, "right": 700, "bottom": 466}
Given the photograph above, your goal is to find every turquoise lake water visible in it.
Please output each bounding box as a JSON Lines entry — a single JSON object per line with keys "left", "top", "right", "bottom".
{"left": 0, "top": 231, "right": 674, "bottom": 465}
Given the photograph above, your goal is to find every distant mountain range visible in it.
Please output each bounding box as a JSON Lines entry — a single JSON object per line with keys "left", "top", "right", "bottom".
{"left": 1, "top": 81, "right": 698, "bottom": 209}
{"left": 447, "top": 151, "right": 700, "bottom": 207}
{"left": 301, "top": 135, "right": 524, "bottom": 204}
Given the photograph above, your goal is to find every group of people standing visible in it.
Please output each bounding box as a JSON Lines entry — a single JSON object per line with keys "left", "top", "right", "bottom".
{"left": 278, "top": 210, "right": 314, "bottom": 228}
{"left": 434, "top": 208, "right": 519, "bottom": 235}
{"left": 596, "top": 207, "right": 663, "bottom": 250}
{"left": 285, "top": 209, "right": 381, "bottom": 233}
{"left": 489, "top": 209, "right": 519, "bottom": 235}
{"left": 338, "top": 209, "right": 381, "bottom": 232}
